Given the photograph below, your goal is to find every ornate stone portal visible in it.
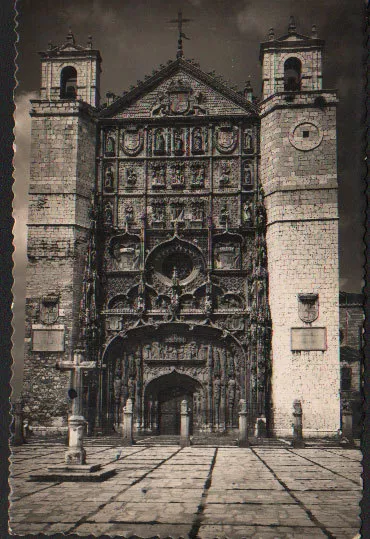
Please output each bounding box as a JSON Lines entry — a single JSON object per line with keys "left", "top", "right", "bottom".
{"left": 75, "top": 66, "right": 271, "bottom": 438}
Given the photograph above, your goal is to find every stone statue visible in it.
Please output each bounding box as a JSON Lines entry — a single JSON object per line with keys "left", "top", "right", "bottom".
{"left": 104, "top": 202, "right": 113, "bottom": 225}
{"left": 220, "top": 163, "right": 231, "bottom": 186}
{"left": 105, "top": 135, "right": 115, "bottom": 156}
{"left": 125, "top": 205, "right": 134, "bottom": 224}
{"left": 104, "top": 165, "right": 114, "bottom": 191}
{"left": 244, "top": 164, "right": 252, "bottom": 185}
{"left": 242, "top": 201, "right": 253, "bottom": 225}
{"left": 126, "top": 168, "right": 137, "bottom": 186}
{"left": 143, "top": 345, "right": 151, "bottom": 362}
{"left": 174, "top": 130, "right": 184, "bottom": 154}
{"left": 152, "top": 165, "right": 165, "bottom": 187}
{"left": 154, "top": 129, "right": 165, "bottom": 154}
{"left": 244, "top": 132, "right": 253, "bottom": 152}
{"left": 220, "top": 203, "right": 229, "bottom": 225}
{"left": 192, "top": 128, "right": 203, "bottom": 153}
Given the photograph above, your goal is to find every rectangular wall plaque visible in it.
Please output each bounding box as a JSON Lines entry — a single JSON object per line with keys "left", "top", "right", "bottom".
{"left": 291, "top": 327, "right": 327, "bottom": 351}
{"left": 32, "top": 328, "right": 65, "bottom": 352}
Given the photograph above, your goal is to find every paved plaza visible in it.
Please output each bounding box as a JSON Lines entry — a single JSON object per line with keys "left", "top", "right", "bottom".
{"left": 9, "top": 439, "right": 361, "bottom": 538}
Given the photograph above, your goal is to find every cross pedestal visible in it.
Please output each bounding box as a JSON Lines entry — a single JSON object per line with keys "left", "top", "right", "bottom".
{"left": 57, "top": 348, "right": 96, "bottom": 464}
{"left": 30, "top": 349, "right": 116, "bottom": 482}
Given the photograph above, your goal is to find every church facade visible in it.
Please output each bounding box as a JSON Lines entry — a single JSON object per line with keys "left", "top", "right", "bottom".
{"left": 22, "top": 20, "right": 340, "bottom": 438}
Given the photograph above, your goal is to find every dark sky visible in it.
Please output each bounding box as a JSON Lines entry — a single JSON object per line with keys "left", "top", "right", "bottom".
{"left": 12, "top": 0, "right": 364, "bottom": 394}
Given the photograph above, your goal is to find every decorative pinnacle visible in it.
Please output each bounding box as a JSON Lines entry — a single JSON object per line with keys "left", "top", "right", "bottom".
{"left": 66, "top": 28, "right": 76, "bottom": 44}
{"left": 87, "top": 35, "right": 93, "bottom": 48}
{"left": 311, "top": 24, "right": 318, "bottom": 38}
{"left": 288, "top": 16, "right": 296, "bottom": 34}
{"left": 268, "top": 27, "right": 275, "bottom": 40}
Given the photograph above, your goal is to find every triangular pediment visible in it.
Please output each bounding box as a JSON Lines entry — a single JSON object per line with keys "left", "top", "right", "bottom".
{"left": 100, "top": 58, "right": 258, "bottom": 119}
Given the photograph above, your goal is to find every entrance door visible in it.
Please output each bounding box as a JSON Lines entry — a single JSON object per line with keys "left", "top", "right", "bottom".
{"left": 158, "top": 387, "right": 193, "bottom": 435}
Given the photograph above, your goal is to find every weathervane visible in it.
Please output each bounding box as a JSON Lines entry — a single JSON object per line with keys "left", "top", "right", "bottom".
{"left": 168, "top": 10, "right": 192, "bottom": 59}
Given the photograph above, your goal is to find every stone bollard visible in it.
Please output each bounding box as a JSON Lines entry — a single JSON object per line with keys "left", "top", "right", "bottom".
{"left": 65, "top": 415, "right": 87, "bottom": 464}
{"left": 341, "top": 400, "right": 354, "bottom": 444}
{"left": 238, "top": 399, "right": 249, "bottom": 447}
{"left": 291, "top": 399, "right": 305, "bottom": 448}
{"left": 180, "top": 399, "right": 191, "bottom": 447}
{"left": 122, "top": 398, "right": 134, "bottom": 446}
{"left": 12, "top": 401, "right": 24, "bottom": 446}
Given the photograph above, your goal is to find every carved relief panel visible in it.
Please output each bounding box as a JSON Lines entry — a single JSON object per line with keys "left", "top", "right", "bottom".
{"left": 213, "top": 197, "right": 240, "bottom": 228}
{"left": 119, "top": 160, "right": 145, "bottom": 191}
{"left": 214, "top": 159, "right": 239, "bottom": 189}
{"left": 117, "top": 197, "right": 144, "bottom": 228}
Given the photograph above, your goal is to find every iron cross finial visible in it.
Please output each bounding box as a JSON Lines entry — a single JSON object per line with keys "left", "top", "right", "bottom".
{"left": 168, "top": 9, "right": 192, "bottom": 59}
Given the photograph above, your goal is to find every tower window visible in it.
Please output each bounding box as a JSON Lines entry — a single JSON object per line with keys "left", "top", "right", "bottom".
{"left": 284, "top": 57, "right": 302, "bottom": 92}
{"left": 341, "top": 366, "right": 352, "bottom": 391}
{"left": 60, "top": 66, "right": 77, "bottom": 99}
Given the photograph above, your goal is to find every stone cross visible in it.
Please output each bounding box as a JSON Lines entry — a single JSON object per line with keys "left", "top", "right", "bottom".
{"left": 291, "top": 399, "right": 305, "bottom": 448}
{"left": 238, "top": 399, "right": 249, "bottom": 447}
{"left": 56, "top": 349, "right": 96, "bottom": 465}
{"left": 180, "top": 399, "right": 191, "bottom": 447}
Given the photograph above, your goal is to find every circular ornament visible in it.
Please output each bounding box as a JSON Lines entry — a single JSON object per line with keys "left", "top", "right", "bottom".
{"left": 289, "top": 122, "right": 323, "bottom": 151}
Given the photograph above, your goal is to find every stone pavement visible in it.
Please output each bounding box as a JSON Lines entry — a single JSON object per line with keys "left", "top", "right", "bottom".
{"left": 9, "top": 439, "right": 362, "bottom": 538}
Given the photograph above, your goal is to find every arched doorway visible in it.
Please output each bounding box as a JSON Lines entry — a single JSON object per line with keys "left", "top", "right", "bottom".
{"left": 145, "top": 371, "right": 203, "bottom": 435}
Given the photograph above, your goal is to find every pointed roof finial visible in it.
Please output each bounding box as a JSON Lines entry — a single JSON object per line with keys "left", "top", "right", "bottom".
{"left": 288, "top": 16, "right": 296, "bottom": 34}
{"left": 87, "top": 35, "right": 93, "bottom": 48}
{"left": 268, "top": 27, "right": 275, "bottom": 41}
{"left": 66, "top": 28, "right": 76, "bottom": 44}
{"left": 311, "top": 24, "right": 317, "bottom": 38}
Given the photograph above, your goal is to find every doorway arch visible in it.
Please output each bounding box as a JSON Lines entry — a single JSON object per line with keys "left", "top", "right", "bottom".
{"left": 144, "top": 371, "right": 203, "bottom": 435}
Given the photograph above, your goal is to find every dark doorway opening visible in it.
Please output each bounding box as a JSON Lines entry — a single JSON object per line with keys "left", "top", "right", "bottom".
{"left": 145, "top": 371, "right": 202, "bottom": 435}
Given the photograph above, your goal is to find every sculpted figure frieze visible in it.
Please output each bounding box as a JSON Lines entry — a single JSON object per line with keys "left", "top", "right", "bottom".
{"left": 154, "top": 128, "right": 166, "bottom": 155}
{"left": 104, "top": 201, "right": 114, "bottom": 226}
{"left": 173, "top": 129, "right": 184, "bottom": 155}
{"left": 170, "top": 162, "right": 185, "bottom": 188}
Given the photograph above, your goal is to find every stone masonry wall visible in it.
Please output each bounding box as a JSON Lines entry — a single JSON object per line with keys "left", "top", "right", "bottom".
{"left": 22, "top": 100, "right": 96, "bottom": 426}
{"left": 260, "top": 95, "right": 340, "bottom": 437}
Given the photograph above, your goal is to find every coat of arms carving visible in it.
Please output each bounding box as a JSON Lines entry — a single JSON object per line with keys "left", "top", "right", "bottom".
{"left": 40, "top": 294, "right": 59, "bottom": 325}
{"left": 214, "top": 125, "right": 239, "bottom": 154}
{"left": 151, "top": 78, "right": 207, "bottom": 116}
{"left": 120, "top": 127, "right": 144, "bottom": 156}
{"left": 298, "top": 293, "right": 319, "bottom": 323}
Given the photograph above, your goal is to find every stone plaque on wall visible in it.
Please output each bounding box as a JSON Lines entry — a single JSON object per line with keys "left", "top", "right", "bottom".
{"left": 32, "top": 325, "right": 65, "bottom": 352}
{"left": 291, "top": 327, "right": 327, "bottom": 351}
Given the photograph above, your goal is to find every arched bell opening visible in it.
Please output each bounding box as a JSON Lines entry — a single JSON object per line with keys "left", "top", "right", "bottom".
{"left": 144, "top": 371, "right": 203, "bottom": 435}
{"left": 60, "top": 66, "right": 77, "bottom": 99}
{"left": 284, "top": 57, "right": 302, "bottom": 92}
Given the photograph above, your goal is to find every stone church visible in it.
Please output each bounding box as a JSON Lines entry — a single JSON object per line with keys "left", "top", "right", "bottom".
{"left": 23, "top": 18, "right": 340, "bottom": 439}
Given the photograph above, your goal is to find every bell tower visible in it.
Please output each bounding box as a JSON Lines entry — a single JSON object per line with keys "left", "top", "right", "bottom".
{"left": 259, "top": 19, "right": 340, "bottom": 437}
{"left": 22, "top": 32, "right": 101, "bottom": 426}
{"left": 39, "top": 29, "right": 101, "bottom": 106}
